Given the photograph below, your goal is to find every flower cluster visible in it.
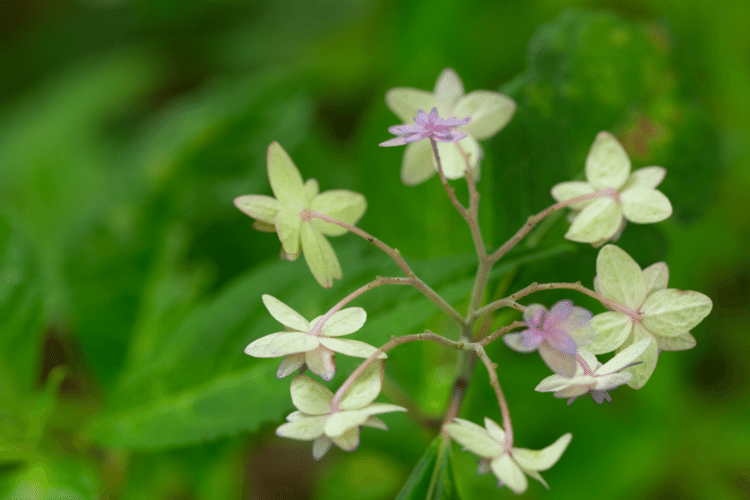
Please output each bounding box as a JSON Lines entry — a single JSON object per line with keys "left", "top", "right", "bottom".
{"left": 276, "top": 362, "right": 406, "bottom": 459}
{"left": 233, "top": 66, "right": 713, "bottom": 495}
{"left": 445, "top": 418, "right": 571, "bottom": 494}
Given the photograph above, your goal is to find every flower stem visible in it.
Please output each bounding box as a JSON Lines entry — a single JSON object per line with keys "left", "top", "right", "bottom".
{"left": 303, "top": 209, "right": 464, "bottom": 325}
{"left": 473, "top": 281, "right": 640, "bottom": 321}
{"left": 308, "top": 276, "right": 414, "bottom": 336}
{"left": 329, "top": 331, "right": 466, "bottom": 412}
{"left": 470, "top": 344, "right": 514, "bottom": 449}
{"left": 488, "top": 189, "right": 619, "bottom": 264}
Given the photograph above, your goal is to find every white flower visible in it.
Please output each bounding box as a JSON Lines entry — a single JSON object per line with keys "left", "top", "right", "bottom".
{"left": 586, "top": 245, "right": 712, "bottom": 388}
{"left": 535, "top": 337, "right": 653, "bottom": 404}
{"left": 445, "top": 417, "right": 571, "bottom": 494}
{"left": 245, "top": 294, "right": 385, "bottom": 381}
{"left": 385, "top": 68, "right": 515, "bottom": 185}
{"left": 234, "top": 142, "right": 367, "bottom": 288}
{"left": 551, "top": 131, "right": 673, "bottom": 246}
{"left": 275, "top": 363, "right": 406, "bottom": 459}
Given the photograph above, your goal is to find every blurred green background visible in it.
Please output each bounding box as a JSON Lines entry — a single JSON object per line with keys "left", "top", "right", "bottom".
{"left": 0, "top": 0, "right": 748, "bottom": 498}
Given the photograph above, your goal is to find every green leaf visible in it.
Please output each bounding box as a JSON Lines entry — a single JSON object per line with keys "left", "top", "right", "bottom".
{"left": 490, "top": 9, "right": 720, "bottom": 251}
{"left": 396, "top": 436, "right": 462, "bottom": 500}
{"left": 1, "top": 459, "right": 100, "bottom": 500}
{"left": 85, "top": 362, "right": 288, "bottom": 449}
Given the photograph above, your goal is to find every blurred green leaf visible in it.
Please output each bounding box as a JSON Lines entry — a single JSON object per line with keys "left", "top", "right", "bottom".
{"left": 1, "top": 459, "right": 100, "bottom": 500}
{"left": 490, "top": 9, "right": 720, "bottom": 248}
{"left": 0, "top": 212, "right": 45, "bottom": 404}
{"left": 396, "top": 436, "right": 461, "bottom": 500}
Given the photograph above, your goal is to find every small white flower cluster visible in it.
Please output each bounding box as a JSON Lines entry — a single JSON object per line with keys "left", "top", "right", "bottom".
{"left": 232, "top": 67, "right": 713, "bottom": 495}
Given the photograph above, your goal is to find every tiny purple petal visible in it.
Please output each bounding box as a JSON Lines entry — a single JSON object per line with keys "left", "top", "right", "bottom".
{"left": 413, "top": 110, "right": 429, "bottom": 126}
{"left": 428, "top": 107, "right": 440, "bottom": 120}
{"left": 546, "top": 300, "right": 574, "bottom": 328}
{"left": 379, "top": 136, "right": 410, "bottom": 147}
{"left": 521, "top": 329, "right": 545, "bottom": 349}
{"left": 388, "top": 124, "right": 422, "bottom": 135}
{"left": 546, "top": 330, "right": 579, "bottom": 355}
{"left": 438, "top": 116, "right": 471, "bottom": 127}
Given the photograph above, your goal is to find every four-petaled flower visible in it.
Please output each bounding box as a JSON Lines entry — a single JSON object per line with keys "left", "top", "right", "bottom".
{"left": 585, "top": 245, "right": 712, "bottom": 388}
{"left": 379, "top": 108, "right": 470, "bottom": 147}
{"left": 445, "top": 417, "right": 571, "bottom": 494}
{"left": 385, "top": 68, "right": 515, "bottom": 185}
{"left": 551, "top": 131, "right": 673, "bottom": 246}
{"left": 535, "top": 337, "right": 653, "bottom": 405}
{"left": 234, "top": 142, "right": 367, "bottom": 288}
{"left": 504, "top": 300, "right": 594, "bottom": 377}
{"left": 245, "top": 294, "right": 384, "bottom": 381}
{"left": 276, "top": 363, "right": 406, "bottom": 459}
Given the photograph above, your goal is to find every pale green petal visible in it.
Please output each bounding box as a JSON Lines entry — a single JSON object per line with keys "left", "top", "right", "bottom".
{"left": 621, "top": 187, "right": 673, "bottom": 223}
{"left": 305, "top": 348, "right": 337, "bottom": 381}
{"left": 640, "top": 289, "right": 713, "bottom": 337}
{"left": 578, "top": 351, "right": 600, "bottom": 372}
{"left": 594, "top": 372, "right": 631, "bottom": 390}
{"left": 642, "top": 262, "right": 669, "bottom": 296}
{"left": 300, "top": 223, "right": 342, "bottom": 289}
{"left": 522, "top": 468, "right": 549, "bottom": 489}
{"left": 538, "top": 343, "right": 577, "bottom": 377}
{"left": 319, "top": 307, "right": 367, "bottom": 336}
{"left": 312, "top": 436, "right": 333, "bottom": 460}
{"left": 339, "top": 361, "right": 383, "bottom": 410}
{"left": 319, "top": 337, "right": 385, "bottom": 359}
{"left": 324, "top": 410, "right": 369, "bottom": 437}
{"left": 275, "top": 207, "right": 301, "bottom": 257}
{"left": 433, "top": 135, "right": 481, "bottom": 179}
{"left": 622, "top": 166, "right": 666, "bottom": 190}
{"left": 512, "top": 433, "right": 572, "bottom": 472}
{"left": 303, "top": 178, "right": 319, "bottom": 204}
{"left": 553, "top": 383, "right": 592, "bottom": 398}
{"left": 290, "top": 374, "right": 333, "bottom": 415}
{"left": 262, "top": 294, "right": 310, "bottom": 332}
{"left": 310, "top": 190, "right": 367, "bottom": 236}
{"left": 331, "top": 427, "right": 360, "bottom": 452}
{"left": 234, "top": 194, "right": 281, "bottom": 224}
{"left": 276, "top": 415, "right": 326, "bottom": 440}
{"left": 490, "top": 455, "right": 528, "bottom": 494}
{"left": 503, "top": 332, "right": 538, "bottom": 353}
{"left": 599, "top": 337, "right": 653, "bottom": 373}
{"left": 484, "top": 417, "right": 506, "bottom": 444}
{"left": 564, "top": 198, "right": 623, "bottom": 244}
{"left": 550, "top": 181, "right": 595, "bottom": 209}
{"left": 596, "top": 245, "right": 647, "bottom": 309}
{"left": 400, "top": 139, "right": 436, "bottom": 186}
{"left": 587, "top": 312, "right": 633, "bottom": 354}
{"left": 286, "top": 410, "right": 304, "bottom": 422}
{"left": 434, "top": 67, "right": 464, "bottom": 108}
{"left": 445, "top": 421, "right": 504, "bottom": 458}
{"left": 454, "top": 90, "right": 516, "bottom": 139}
{"left": 385, "top": 87, "right": 437, "bottom": 123}
{"left": 535, "top": 374, "right": 574, "bottom": 393}
{"left": 277, "top": 353, "right": 306, "bottom": 378}
{"left": 656, "top": 332, "right": 696, "bottom": 351}
{"left": 622, "top": 326, "right": 658, "bottom": 389}
{"left": 585, "top": 131, "right": 630, "bottom": 190}
{"left": 267, "top": 142, "right": 305, "bottom": 208}
{"left": 360, "top": 402, "right": 407, "bottom": 416}
{"left": 244, "top": 332, "right": 319, "bottom": 358}
{"left": 252, "top": 221, "right": 276, "bottom": 233}
{"left": 363, "top": 416, "right": 388, "bottom": 430}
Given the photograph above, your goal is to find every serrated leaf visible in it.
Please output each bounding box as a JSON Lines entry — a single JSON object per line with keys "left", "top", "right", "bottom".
{"left": 86, "top": 362, "right": 289, "bottom": 449}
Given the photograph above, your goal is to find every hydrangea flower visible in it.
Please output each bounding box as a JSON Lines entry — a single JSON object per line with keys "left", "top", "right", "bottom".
{"left": 385, "top": 68, "right": 515, "bottom": 185}
{"left": 504, "top": 300, "right": 594, "bottom": 377}
{"left": 445, "top": 417, "right": 571, "bottom": 494}
{"left": 245, "top": 294, "right": 384, "bottom": 381}
{"left": 585, "top": 245, "right": 713, "bottom": 388}
{"left": 379, "top": 108, "right": 470, "bottom": 147}
{"left": 275, "top": 363, "right": 406, "bottom": 460}
{"left": 535, "top": 337, "right": 653, "bottom": 405}
{"left": 234, "top": 142, "right": 367, "bottom": 288}
{"left": 551, "top": 131, "right": 673, "bottom": 246}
